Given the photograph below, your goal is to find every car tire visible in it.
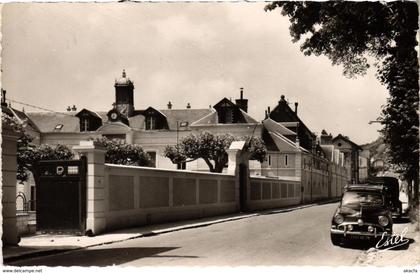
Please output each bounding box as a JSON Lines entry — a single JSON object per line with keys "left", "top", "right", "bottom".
{"left": 331, "top": 233, "right": 342, "bottom": 246}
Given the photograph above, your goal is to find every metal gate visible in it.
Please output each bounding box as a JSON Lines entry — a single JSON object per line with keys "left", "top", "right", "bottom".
{"left": 239, "top": 163, "right": 248, "bottom": 212}
{"left": 35, "top": 158, "right": 87, "bottom": 234}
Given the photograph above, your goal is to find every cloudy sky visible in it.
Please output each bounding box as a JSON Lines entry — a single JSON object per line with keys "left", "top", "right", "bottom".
{"left": 2, "top": 3, "right": 387, "bottom": 144}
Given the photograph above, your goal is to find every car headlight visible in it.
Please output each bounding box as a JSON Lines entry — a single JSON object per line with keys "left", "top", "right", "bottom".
{"left": 334, "top": 214, "right": 344, "bottom": 224}
{"left": 378, "top": 216, "right": 389, "bottom": 226}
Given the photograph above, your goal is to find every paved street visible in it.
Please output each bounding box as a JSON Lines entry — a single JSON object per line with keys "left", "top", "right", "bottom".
{"left": 6, "top": 203, "right": 412, "bottom": 267}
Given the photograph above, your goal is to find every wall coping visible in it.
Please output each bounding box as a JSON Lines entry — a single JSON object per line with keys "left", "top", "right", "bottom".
{"left": 250, "top": 175, "right": 300, "bottom": 183}
{"left": 105, "top": 163, "right": 235, "bottom": 177}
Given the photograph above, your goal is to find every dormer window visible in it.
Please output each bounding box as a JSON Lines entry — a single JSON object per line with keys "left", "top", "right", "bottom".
{"left": 54, "top": 124, "right": 63, "bottom": 131}
{"left": 76, "top": 109, "right": 103, "bottom": 132}
{"left": 146, "top": 116, "right": 156, "bottom": 130}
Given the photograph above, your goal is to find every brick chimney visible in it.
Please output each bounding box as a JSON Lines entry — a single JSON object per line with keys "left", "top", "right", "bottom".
{"left": 235, "top": 87, "right": 248, "bottom": 113}
{"left": 167, "top": 101, "right": 172, "bottom": 109}
{"left": 186, "top": 103, "right": 191, "bottom": 109}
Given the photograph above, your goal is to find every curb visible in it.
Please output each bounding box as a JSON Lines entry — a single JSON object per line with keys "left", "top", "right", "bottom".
{"left": 3, "top": 199, "right": 339, "bottom": 264}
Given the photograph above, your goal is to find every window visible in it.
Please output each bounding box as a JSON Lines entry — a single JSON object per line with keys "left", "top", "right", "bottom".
{"left": 146, "top": 151, "right": 156, "bottom": 167}
{"left": 268, "top": 155, "right": 272, "bottom": 166}
{"left": 225, "top": 108, "right": 233, "bottom": 123}
{"left": 81, "top": 118, "right": 89, "bottom": 132}
{"left": 177, "top": 162, "right": 186, "bottom": 170}
{"left": 146, "top": 116, "right": 156, "bottom": 130}
{"left": 285, "top": 155, "right": 288, "bottom": 166}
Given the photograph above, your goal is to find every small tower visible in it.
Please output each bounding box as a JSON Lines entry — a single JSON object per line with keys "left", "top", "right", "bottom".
{"left": 114, "top": 69, "right": 135, "bottom": 117}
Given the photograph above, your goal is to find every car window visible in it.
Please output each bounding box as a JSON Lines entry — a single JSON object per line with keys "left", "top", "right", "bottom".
{"left": 342, "top": 191, "right": 383, "bottom": 206}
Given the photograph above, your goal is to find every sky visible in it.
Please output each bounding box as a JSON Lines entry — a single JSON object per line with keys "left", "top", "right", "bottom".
{"left": 1, "top": 2, "right": 388, "bottom": 144}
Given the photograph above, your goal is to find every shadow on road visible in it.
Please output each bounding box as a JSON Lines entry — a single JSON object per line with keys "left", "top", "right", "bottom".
{"left": 9, "top": 247, "right": 199, "bottom": 267}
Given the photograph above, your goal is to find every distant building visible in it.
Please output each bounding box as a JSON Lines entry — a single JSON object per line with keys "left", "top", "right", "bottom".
{"left": 332, "top": 134, "right": 362, "bottom": 184}
{"left": 319, "top": 129, "right": 365, "bottom": 184}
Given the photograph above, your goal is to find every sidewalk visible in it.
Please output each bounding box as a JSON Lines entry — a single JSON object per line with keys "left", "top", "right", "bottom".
{"left": 356, "top": 220, "right": 420, "bottom": 267}
{"left": 2, "top": 199, "right": 338, "bottom": 264}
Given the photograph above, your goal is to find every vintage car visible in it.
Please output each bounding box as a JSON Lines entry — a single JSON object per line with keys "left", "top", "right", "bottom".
{"left": 366, "top": 176, "right": 403, "bottom": 219}
{"left": 330, "top": 184, "right": 393, "bottom": 246}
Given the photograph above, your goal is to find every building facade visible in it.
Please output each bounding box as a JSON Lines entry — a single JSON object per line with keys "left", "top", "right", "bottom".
{"left": 2, "top": 70, "right": 361, "bottom": 213}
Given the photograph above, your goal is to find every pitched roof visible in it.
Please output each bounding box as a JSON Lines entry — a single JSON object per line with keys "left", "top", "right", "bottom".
{"left": 270, "top": 99, "right": 315, "bottom": 138}
{"left": 268, "top": 130, "right": 309, "bottom": 153}
{"left": 213, "top": 97, "right": 236, "bottom": 109}
{"left": 159, "top": 109, "right": 213, "bottom": 130}
{"left": 190, "top": 111, "right": 218, "bottom": 126}
{"left": 333, "top": 134, "right": 362, "bottom": 150}
{"left": 75, "top": 108, "right": 102, "bottom": 119}
{"left": 2, "top": 106, "right": 40, "bottom": 132}
{"left": 239, "top": 109, "right": 259, "bottom": 123}
{"left": 27, "top": 112, "right": 80, "bottom": 133}
{"left": 262, "top": 118, "right": 296, "bottom": 136}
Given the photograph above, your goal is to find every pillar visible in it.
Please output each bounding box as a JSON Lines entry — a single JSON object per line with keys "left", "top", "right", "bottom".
{"left": 126, "top": 129, "right": 134, "bottom": 145}
{"left": 73, "top": 140, "right": 106, "bottom": 235}
{"left": 227, "top": 141, "right": 250, "bottom": 212}
{"left": 1, "top": 125, "right": 20, "bottom": 245}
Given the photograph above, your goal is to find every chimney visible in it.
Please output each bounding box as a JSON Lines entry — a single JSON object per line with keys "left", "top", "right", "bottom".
{"left": 267, "top": 106, "right": 271, "bottom": 114}
{"left": 235, "top": 87, "right": 248, "bottom": 113}
{"left": 294, "top": 102, "right": 298, "bottom": 114}
{"left": 71, "top": 105, "right": 77, "bottom": 111}
{"left": 320, "top": 129, "right": 333, "bottom": 145}
{"left": 1, "top": 89, "right": 7, "bottom": 107}
{"left": 167, "top": 101, "right": 172, "bottom": 110}
{"left": 67, "top": 106, "right": 71, "bottom": 112}
{"left": 186, "top": 103, "right": 191, "bottom": 109}
{"left": 265, "top": 110, "right": 268, "bottom": 119}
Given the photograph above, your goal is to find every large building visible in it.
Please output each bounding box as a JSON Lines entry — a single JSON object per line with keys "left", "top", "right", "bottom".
{"left": 3, "top": 70, "right": 361, "bottom": 211}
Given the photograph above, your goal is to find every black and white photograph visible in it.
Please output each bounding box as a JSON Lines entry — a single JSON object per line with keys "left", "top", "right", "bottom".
{"left": 1, "top": 1, "right": 419, "bottom": 271}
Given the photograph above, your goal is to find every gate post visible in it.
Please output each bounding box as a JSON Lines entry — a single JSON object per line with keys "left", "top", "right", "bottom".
{"left": 1, "top": 125, "right": 20, "bottom": 245}
{"left": 73, "top": 141, "right": 106, "bottom": 235}
{"left": 227, "top": 141, "right": 250, "bottom": 212}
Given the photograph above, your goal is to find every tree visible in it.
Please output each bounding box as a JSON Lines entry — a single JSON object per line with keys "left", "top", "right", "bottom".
{"left": 2, "top": 113, "right": 74, "bottom": 183}
{"left": 94, "top": 137, "right": 152, "bottom": 167}
{"left": 164, "top": 131, "right": 267, "bottom": 173}
{"left": 265, "top": 1, "right": 419, "bottom": 211}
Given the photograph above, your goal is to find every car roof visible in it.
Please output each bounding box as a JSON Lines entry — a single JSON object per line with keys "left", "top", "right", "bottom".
{"left": 344, "top": 184, "right": 385, "bottom": 192}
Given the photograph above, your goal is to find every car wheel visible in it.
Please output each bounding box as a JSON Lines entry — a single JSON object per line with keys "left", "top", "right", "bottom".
{"left": 331, "top": 233, "right": 342, "bottom": 246}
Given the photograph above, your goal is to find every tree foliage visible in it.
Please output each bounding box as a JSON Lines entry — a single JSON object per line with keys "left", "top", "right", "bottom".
{"left": 94, "top": 137, "right": 152, "bottom": 167}
{"left": 164, "top": 131, "right": 267, "bottom": 173}
{"left": 266, "top": 1, "right": 419, "bottom": 207}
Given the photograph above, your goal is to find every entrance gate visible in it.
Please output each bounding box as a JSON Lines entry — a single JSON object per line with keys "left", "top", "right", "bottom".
{"left": 35, "top": 158, "right": 87, "bottom": 234}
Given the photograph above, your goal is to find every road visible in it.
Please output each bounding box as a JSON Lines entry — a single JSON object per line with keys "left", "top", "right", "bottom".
{"left": 9, "top": 203, "right": 373, "bottom": 266}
